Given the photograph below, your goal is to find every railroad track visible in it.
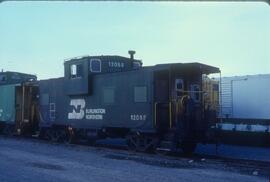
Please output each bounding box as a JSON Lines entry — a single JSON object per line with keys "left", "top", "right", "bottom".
{"left": 95, "top": 141, "right": 270, "bottom": 177}
{"left": 1, "top": 135, "right": 270, "bottom": 178}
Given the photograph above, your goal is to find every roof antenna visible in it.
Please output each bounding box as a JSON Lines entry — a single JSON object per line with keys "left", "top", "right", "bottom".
{"left": 128, "top": 50, "right": 136, "bottom": 60}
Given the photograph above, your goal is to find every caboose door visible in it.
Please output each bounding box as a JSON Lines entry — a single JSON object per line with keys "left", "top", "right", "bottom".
{"left": 154, "top": 70, "right": 170, "bottom": 131}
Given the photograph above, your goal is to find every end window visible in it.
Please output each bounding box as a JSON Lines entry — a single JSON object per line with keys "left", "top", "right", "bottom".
{"left": 190, "top": 84, "right": 200, "bottom": 102}
{"left": 213, "top": 84, "right": 219, "bottom": 91}
{"left": 175, "top": 79, "right": 184, "bottom": 91}
{"left": 90, "top": 59, "right": 101, "bottom": 73}
{"left": 175, "top": 79, "right": 184, "bottom": 97}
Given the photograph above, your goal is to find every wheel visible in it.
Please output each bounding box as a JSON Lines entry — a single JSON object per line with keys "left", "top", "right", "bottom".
{"left": 45, "top": 129, "right": 60, "bottom": 143}
{"left": 87, "top": 138, "right": 96, "bottom": 145}
{"left": 181, "top": 141, "right": 197, "bottom": 156}
{"left": 38, "top": 128, "right": 48, "bottom": 140}
{"left": 2, "top": 125, "right": 14, "bottom": 136}
{"left": 50, "top": 130, "right": 61, "bottom": 143}
{"left": 126, "top": 133, "right": 157, "bottom": 153}
{"left": 61, "top": 130, "right": 77, "bottom": 144}
{"left": 126, "top": 135, "right": 138, "bottom": 152}
{"left": 0, "top": 124, "right": 4, "bottom": 134}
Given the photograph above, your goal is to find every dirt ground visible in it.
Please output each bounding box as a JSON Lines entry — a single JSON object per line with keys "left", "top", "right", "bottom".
{"left": 0, "top": 137, "right": 268, "bottom": 182}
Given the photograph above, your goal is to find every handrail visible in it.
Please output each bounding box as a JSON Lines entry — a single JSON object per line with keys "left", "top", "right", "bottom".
{"left": 154, "top": 102, "right": 157, "bottom": 127}
{"left": 178, "top": 90, "right": 204, "bottom": 93}
{"left": 169, "top": 102, "right": 172, "bottom": 128}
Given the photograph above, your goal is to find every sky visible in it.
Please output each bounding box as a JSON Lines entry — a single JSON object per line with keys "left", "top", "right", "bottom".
{"left": 0, "top": 1, "right": 269, "bottom": 79}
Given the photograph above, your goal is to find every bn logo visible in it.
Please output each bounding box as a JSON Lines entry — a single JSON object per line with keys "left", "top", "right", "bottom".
{"left": 68, "top": 99, "right": 85, "bottom": 119}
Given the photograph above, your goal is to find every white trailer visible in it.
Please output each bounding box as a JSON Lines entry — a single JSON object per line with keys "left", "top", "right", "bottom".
{"left": 219, "top": 74, "right": 270, "bottom": 119}
{"left": 216, "top": 74, "right": 270, "bottom": 146}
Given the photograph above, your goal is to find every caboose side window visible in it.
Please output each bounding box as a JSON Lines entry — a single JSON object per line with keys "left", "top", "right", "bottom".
{"left": 134, "top": 86, "right": 147, "bottom": 102}
{"left": 70, "top": 64, "right": 77, "bottom": 76}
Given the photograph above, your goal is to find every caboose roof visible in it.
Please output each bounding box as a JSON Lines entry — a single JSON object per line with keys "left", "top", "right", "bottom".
{"left": 64, "top": 55, "right": 141, "bottom": 64}
{"left": 154, "top": 62, "right": 220, "bottom": 75}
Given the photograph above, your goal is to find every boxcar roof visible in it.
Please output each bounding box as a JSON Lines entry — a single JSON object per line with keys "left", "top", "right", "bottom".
{"left": 0, "top": 71, "right": 36, "bottom": 77}
{"left": 0, "top": 71, "right": 37, "bottom": 85}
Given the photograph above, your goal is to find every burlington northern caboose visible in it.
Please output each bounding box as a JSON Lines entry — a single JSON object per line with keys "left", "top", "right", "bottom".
{"left": 38, "top": 52, "right": 220, "bottom": 154}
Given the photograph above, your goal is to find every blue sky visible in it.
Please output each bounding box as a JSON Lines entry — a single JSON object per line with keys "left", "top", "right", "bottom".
{"left": 0, "top": 2, "right": 269, "bottom": 79}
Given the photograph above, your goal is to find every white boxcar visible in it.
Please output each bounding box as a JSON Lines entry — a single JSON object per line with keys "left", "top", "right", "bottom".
{"left": 219, "top": 74, "right": 270, "bottom": 119}
{"left": 217, "top": 74, "right": 270, "bottom": 146}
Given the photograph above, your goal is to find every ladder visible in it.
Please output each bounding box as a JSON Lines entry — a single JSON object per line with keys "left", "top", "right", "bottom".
{"left": 219, "top": 79, "right": 233, "bottom": 118}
